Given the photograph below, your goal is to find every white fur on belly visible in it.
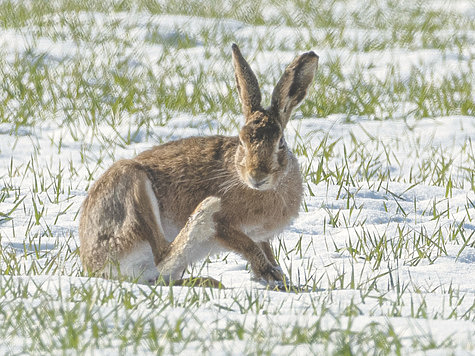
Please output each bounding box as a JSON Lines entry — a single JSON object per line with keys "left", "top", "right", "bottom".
{"left": 242, "top": 225, "right": 283, "bottom": 243}
{"left": 111, "top": 241, "right": 159, "bottom": 283}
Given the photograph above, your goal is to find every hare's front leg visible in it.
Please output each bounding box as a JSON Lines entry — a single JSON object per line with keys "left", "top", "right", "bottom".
{"left": 213, "top": 215, "right": 288, "bottom": 286}
{"left": 259, "top": 241, "right": 279, "bottom": 267}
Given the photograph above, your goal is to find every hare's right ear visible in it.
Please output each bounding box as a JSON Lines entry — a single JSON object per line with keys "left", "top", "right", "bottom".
{"left": 271, "top": 51, "right": 319, "bottom": 128}
{"left": 232, "top": 44, "right": 262, "bottom": 119}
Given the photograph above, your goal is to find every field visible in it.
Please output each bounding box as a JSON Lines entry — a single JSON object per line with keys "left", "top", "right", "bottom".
{"left": 0, "top": 0, "right": 474, "bottom": 354}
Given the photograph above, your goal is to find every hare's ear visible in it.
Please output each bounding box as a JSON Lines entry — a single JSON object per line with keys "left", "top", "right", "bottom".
{"left": 232, "top": 44, "right": 262, "bottom": 119}
{"left": 271, "top": 51, "right": 318, "bottom": 127}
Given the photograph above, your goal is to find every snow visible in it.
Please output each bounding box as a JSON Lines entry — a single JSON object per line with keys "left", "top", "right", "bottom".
{"left": 0, "top": 0, "right": 474, "bottom": 354}
{"left": 3, "top": 114, "right": 475, "bottom": 352}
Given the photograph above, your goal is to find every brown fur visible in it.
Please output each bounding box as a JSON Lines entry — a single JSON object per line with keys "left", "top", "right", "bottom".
{"left": 79, "top": 161, "right": 169, "bottom": 272}
{"left": 79, "top": 44, "right": 319, "bottom": 286}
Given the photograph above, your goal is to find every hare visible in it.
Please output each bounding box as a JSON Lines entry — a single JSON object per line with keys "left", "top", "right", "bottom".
{"left": 79, "top": 44, "right": 319, "bottom": 288}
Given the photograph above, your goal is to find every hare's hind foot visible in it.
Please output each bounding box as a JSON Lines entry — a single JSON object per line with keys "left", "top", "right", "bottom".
{"left": 178, "top": 276, "right": 224, "bottom": 288}
{"left": 169, "top": 276, "right": 224, "bottom": 289}
{"left": 157, "top": 196, "right": 222, "bottom": 280}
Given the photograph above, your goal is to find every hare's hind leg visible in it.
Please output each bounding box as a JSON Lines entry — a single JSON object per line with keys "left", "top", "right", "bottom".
{"left": 157, "top": 196, "right": 222, "bottom": 284}
{"left": 80, "top": 161, "right": 170, "bottom": 284}
{"left": 109, "top": 240, "right": 158, "bottom": 284}
{"left": 113, "top": 173, "right": 172, "bottom": 284}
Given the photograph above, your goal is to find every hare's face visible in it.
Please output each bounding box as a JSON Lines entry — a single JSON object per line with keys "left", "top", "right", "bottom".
{"left": 231, "top": 44, "right": 318, "bottom": 190}
{"left": 235, "top": 111, "right": 289, "bottom": 191}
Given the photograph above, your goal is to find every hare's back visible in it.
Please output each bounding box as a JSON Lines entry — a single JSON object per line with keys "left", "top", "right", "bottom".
{"left": 136, "top": 135, "right": 238, "bottom": 168}
{"left": 134, "top": 135, "right": 238, "bottom": 233}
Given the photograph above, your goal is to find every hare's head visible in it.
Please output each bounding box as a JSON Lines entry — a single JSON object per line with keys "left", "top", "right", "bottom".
{"left": 231, "top": 44, "right": 319, "bottom": 191}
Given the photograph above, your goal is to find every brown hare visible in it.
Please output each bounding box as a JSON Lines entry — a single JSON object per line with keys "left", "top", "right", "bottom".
{"left": 79, "top": 44, "right": 319, "bottom": 288}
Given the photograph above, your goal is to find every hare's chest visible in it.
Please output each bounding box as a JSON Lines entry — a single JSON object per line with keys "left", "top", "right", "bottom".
{"left": 223, "top": 181, "right": 302, "bottom": 242}
{"left": 242, "top": 223, "right": 285, "bottom": 242}
{"left": 239, "top": 198, "right": 299, "bottom": 242}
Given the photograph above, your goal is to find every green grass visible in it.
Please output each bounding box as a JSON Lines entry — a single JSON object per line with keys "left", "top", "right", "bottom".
{"left": 0, "top": 0, "right": 474, "bottom": 354}
{"left": 1, "top": 0, "right": 473, "bottom": 135}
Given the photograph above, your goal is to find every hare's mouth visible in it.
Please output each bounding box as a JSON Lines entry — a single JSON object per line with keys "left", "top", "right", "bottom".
{"left": 245, "top": 174, "right": 274, "bottom": 191}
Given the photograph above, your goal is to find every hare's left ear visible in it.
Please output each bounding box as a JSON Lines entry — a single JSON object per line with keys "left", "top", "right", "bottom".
{"left": 232, "top": 44, "right": 262, "bottom": 120}
{"left": 271, "top": 51, "right": 319, "bottom": 128}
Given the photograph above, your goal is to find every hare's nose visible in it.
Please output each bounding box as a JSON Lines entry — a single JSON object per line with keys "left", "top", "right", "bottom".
{"left": 249, "top": 177, "right": 265, "bottom": 188}
{"left": 247, "top": 173, "right": 268, "bottom": 189}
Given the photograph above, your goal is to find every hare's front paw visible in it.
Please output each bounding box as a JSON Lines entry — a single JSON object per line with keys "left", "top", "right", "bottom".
{"left": 252, "top": 264, "right": 291, "bottom": 290}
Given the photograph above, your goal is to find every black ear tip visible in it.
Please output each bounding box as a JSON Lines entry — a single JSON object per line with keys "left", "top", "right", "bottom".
{"left": 232, "top": 43, "right": 240, "bottom": 52}
{"left": 306, "top": 51, "right": 319, "bottom": 60}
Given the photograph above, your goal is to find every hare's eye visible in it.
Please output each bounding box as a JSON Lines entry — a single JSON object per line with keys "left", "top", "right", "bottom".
{"left": 278, "top": 137, "right": 285, "bottom": 150}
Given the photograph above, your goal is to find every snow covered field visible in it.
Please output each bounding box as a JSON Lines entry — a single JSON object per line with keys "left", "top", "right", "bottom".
{"left": 0, "top": 0, "right": 474, "bottom": 354}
